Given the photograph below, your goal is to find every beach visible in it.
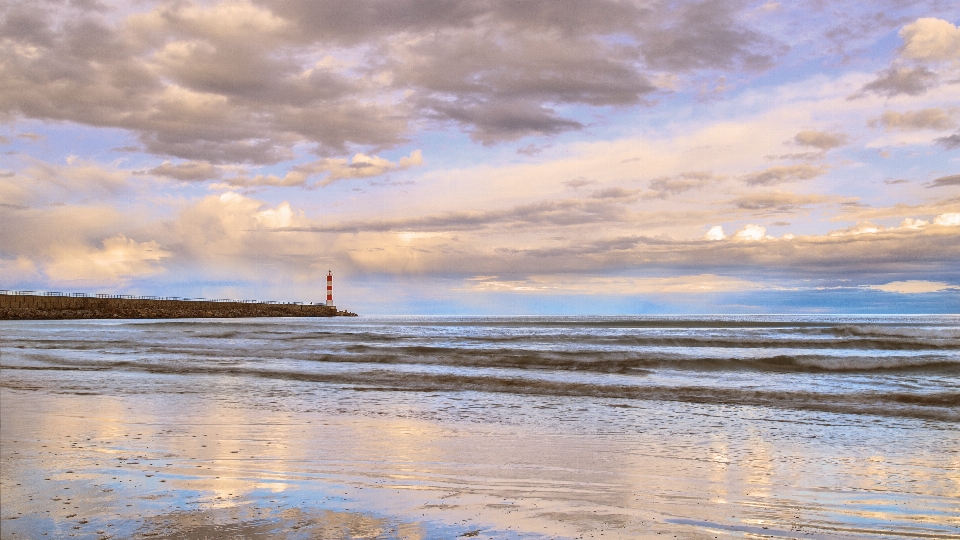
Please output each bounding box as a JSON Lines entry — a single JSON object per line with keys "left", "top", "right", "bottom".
{"left": 2, "top": 316, "right": 959, "bottom": 539}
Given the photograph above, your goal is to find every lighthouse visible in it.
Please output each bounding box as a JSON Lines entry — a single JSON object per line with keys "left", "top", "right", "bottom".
{"left": 325, "top": 271, "right": 334, "bottom": 307}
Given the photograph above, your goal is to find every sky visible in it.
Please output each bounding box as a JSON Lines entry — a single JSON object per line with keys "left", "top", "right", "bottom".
{"left": 1, "top": 0, "right": 959, "bottom": 315}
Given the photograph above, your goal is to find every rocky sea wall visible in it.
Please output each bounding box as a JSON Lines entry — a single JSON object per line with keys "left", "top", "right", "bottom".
{"left": 0, "top": 292, "right": 356, "bottom": 320}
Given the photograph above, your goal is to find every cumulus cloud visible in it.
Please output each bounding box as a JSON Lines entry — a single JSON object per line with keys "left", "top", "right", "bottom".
{"left": 704, "top": 225, "right": 725, "bottom": 240}
{"left": 741, "top": 165, "right": 829, "bottom": 186}
{"left": 254, "top": 202, "right": 295, "bottom": 229}
{"left": 793, "top": 130, "right": 847, "bottom": 150}
{"left": 164, "top": 191, "right": 320, "bottom": 274}
{"left": 46, "top": 236, "right": 169, "bottom": 283}
{"left": 869, "top": 108, "right": 957, "bottom": 131}
{"left": 868, "top": 280, "right": 959, "bottom": 294}
{"left": 898, "top": 218, "right": 929, "bottom": 230}
{"left": 732, "top": 224, "right": 768, "bottom": 242}
{"left": 899, "top": 18, "right": 960, "bottom": 62}
{"left": 934, "top": 212, "right": 960, "bottom": 226}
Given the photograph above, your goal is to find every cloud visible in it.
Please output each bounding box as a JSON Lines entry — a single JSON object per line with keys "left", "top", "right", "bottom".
{"left": 899, "top": 18, "right": 960, "bottom": 62}
{"left": 868, "top": 280, "right": 959, "bottom": 294}
{"left": 322, "top": 150, "right": 424, "bottom": 182}
{"left": 222, "top": 150, "right": 424, "bottom": 187}
{"left": 870, "top": 108, "right": 957, "bottom": 131}
{"left": 289, "top": 189, "right": 639, "bottom": 233}
{"left": 518, "top": 143, "right": 547, "bottom": 156}
{"left": 148, "top": 161, "right": 220, "bottom": 181}
{"left": 741, "top": 165, "right": 828, "bottom": 186}
{"left": 934, "top": 212, "right": 960, "bottom": 226}
{"left": 935, "top": 131, "right": 960, "bottom": 149}
{"left": 165, "top": 192, "right": 316, "bottom": 271}
{"left": 0, "top": 0, "right": 799, "bottom": 160}
{"left": 0, "top": 256, "right": 40, "bottom": 284}
{"left": 829, "top": 221, "right": 882, "bottom": 236}
{"left": 732, "top": 224, "right": 768, "bottom": 242}
{"left": 898, "top": 218, "right": 929, "bottom": 230}
{"left": 637, "top": 1, "right": 783, "bottom": 72}
{"left": 563, "top": 178, "right": 599, "bottom": 189}
{"left": 731, "top": 191, "right": 834, "bottom": 213}
{"left": 10, "top": 187, "right": 949, "bottom": 293}
{"left": 929, "top": 174, "right": 960, "bottom": 188}
{"left": 704, "top": 225, "right": 725, "bottom": 240}
{"left": 464, "top": 274, "right": 765, "bottom": 295}
{"left": 46, "top": 235, "right": 169, "bottom": 283}
{"left": 1, "top": 156, "right": 132, "bottom": 206}
{"left": 0, "top": 1, "right": 405, "bottom": 164}
{"left": 793, "top": 130, "right": 847, "bottom": 150}
{"left": 853, "top": 66, "right": 937, "bottom": 98}
{"left": 336, "top": 209, "right": 960, "bottom": 278}
{"left": 848, "top": 18, "right": 959, "bottom": 101}
{"left": 426, "top": 99, "right": 584, "bottom": 144}
{"left": 648, "top": 171, "right": 718, "bottom": 197}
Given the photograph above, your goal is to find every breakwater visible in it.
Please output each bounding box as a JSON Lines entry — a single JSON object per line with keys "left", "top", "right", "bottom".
{"left": 0, "top": 291, "right": 357, "bottom": 320}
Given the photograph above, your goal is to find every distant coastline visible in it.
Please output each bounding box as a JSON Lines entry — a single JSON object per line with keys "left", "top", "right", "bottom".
{"left": 0, "top": 291, "right": 357, "bottom": 320}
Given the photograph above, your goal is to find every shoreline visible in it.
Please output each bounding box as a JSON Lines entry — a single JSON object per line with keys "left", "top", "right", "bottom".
{"left": 3, "top": 384, "right": 958, "bottom": 539}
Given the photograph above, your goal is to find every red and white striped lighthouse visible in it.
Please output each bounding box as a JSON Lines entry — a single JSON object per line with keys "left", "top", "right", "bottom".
{"left": 325, "top": 270, "right": 334, "bottom": 307}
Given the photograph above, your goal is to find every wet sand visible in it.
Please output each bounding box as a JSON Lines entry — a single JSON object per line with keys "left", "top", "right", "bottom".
{"left": 3, "top": 385, "right": 959, "bottom": 539}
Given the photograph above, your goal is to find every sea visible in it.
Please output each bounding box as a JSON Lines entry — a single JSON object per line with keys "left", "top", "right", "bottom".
{"left": 2, "top": 315, "right": 959, "bottom": 538}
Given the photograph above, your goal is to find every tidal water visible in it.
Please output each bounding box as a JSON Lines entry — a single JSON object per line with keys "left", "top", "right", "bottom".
{"left": 1, "top": 315, "right": 959, "bottom": 538}
{"left": 3, "top": 315, "right": 958, "bottom": 421}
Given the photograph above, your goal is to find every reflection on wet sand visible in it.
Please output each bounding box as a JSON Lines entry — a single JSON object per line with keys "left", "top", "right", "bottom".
{"left": 3, "top": 386, "right": 959, "bottom": 539}
{"left": 138, "top": 507, "right": 419, "bottom": 540}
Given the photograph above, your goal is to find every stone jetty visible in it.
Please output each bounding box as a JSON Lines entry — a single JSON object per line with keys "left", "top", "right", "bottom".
{"left": 0, "top": 291, "right": 357, "bottom": 320}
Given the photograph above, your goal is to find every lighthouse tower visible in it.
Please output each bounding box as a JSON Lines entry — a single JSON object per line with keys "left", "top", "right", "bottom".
{"left": 325, "top": 271, "right": 334, "bottom": 307}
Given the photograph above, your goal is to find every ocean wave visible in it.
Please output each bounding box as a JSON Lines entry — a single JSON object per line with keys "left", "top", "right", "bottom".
{"left": 172, "top": 325, "right": 960, "bottom": 351}
{"left": 314, "top": 347, "right": 960, "bottom": 373}
{"left": 328, "top": 333, "right": 960, "bottom": 350}
{"left": 5, "top": 363, "right": 957, "bottom": 422}
{"left": 9, "top": 339, "right": 959, "bottom": 374}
